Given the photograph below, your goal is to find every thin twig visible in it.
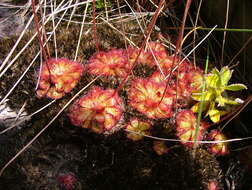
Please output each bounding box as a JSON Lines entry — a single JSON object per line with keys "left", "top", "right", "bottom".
{"left": 0, "top": 0, "right": 67, "bottom": 79}
{"left": 0, "top": 100, "right": 56, "bottom": 135}
{"left": 0, "top": 0, "right": 73, "bottom": 105}
{"left": 74, "top": 1, "right": 89, "bottom": 61}
{"left": 221, "top": 0, "right": 230, "bottom": 65}
{"left": 0, "top": 0, "right": 44, "bottom": 76}
{"left": 193, "top": 0, "right": 202, "bottom": 66}
{"left": 124, "top": 129, "right": 252, "bottom": 144}
{"left": 160, "top": 0, "right": 192, "bottom": 105}
{"left": 92, "top": 0, "right": 100, "bottom": 51}
{"left": 228, "top": 35, "right": 252, "bottom": 67}
{"left": 66, "top": 0, "right": 77, "bottom": 29}
{"left": 164, "top": 25, "right": 218, "bottom": 80}
{"left": 116, "top": 0, "right": 165, "bottom": 94}
{"left": 50, "top": 0, "right": 58, "bottom": 59}
{"left": 32, "top": 0, "right": 48, "bottom": 62}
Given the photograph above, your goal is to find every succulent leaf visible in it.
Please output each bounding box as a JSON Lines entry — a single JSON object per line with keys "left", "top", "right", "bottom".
{"left": 87, "top": 49, "right": 130, "bottom": 78}
{"left": 225, "top": 83, "right": 247, "bottom": 91}
{"left": 207, "top": 109, "right": 220, "bottom": 123}
{"left": 220, "top": 66, "right": 232, "bottom": 86}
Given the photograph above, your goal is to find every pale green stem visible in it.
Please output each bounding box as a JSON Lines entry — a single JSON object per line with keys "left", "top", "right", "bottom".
{"left": 193, "top": 46, "right": 209, "bottom": 154}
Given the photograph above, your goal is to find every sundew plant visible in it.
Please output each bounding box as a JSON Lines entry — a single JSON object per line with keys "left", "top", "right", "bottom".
{"left": 0, "top": 0, "right": 251, "bottom": 189}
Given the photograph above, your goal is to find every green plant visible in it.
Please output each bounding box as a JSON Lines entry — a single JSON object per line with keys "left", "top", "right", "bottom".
{"left": 88, "top": 0, "right": 111, "bottom": 12}
{"left": 191, "top": 66, "right": 247, "bottom": 123}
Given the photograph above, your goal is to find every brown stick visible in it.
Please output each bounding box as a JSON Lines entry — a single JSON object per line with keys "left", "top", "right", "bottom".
{"left": 159, "top": 0, "right": 192, "bottom": 104}
{"left": 39, "top": 1, "right": 51, "bottom": 58}
{"left": 31, "top": 0, "right": 48, "bottom": 62}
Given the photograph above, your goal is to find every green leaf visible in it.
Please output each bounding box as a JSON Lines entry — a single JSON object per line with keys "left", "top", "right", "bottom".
{"left": 191, "top": 102, "right": 200, "bottom": 113}
{"left": 215, "top": 92, "right": 226, "bottom": 107}
{"left": 208, "top": 101, "right": 216, "bottom": 110}
{"left": 219, "top": 110, "right": 228, "bottom": 116}
{"left": 206, "top": 73, "right": 219, "bottom": 88}
{"left": 191, "top": 102, "right": 208, "bottom": 113}
{"left": 225, "top": 83, "right": 247, "bottom": 91}
{"left": 191, "top": 90, "right": 213, "bottom": 101}
{"left": 220, "top": 66, "right": 232, "bottom": 86}
{"left": 222, "top": 97, "right": 240, "bottom": 105}
{"left": 207, "top": 109, "right": 221, "bottom": 123}
{"left": 191, "top": 92, "right": 204, "bottom": 101}
{"left": 211, "top": 68, "right": 219, "bottom": 75}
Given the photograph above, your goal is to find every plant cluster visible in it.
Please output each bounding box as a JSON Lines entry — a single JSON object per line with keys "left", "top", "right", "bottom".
{"left": 36, "top": 41, "right": 246, "bottom": 156}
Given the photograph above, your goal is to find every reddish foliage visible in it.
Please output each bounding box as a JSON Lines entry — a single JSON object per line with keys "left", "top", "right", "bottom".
{"left": 36, "top": 58, "right": 84, "bottom": 99}
{"left": 87, "top": 49, "right": 131, "bottom": 78}
{"left": 207, "top": 130, "right": 229, "bottom": 156}
{"left": 126, "top": 42, "right": 173, "bottom": 74}
{"left": 176, "top": 110, "right": 209, "bottom": 147}
{"left": 153, "top": 140, "right": 169, "bottom": 155}
{"left": 207, "top": 180, "right": 219, "bottom": 190}
{"left": 57, "top": 173, "right": 76, "bottom": 190}
{"left": 68, "top": 86, "right": 123, "bottom": 134}
{"left": 172, "top": 60, "right": 204, "bottom": 98}
{"left": 129, "top": 78, "right": 174, "bottom": 119}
